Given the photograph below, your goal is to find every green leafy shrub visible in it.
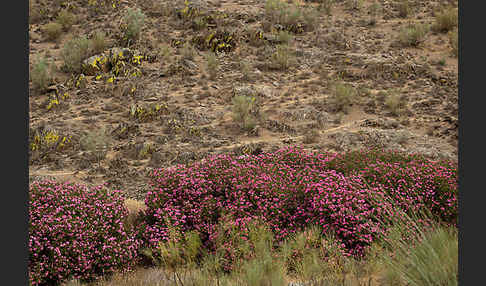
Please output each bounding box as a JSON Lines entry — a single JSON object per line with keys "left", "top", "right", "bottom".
{"left": 29, "top": 180, "right": 141, "bottom": 286}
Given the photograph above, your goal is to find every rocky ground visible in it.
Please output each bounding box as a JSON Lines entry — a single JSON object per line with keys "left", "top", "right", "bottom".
{"left": 29, "top": 0, "right": 458, "bottom": 201}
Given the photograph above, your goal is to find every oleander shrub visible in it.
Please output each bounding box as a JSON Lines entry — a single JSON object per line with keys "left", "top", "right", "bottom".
{"left": 325, "top": 148, "right": 458, "bottom": 224}
{"left": 29, "top": 181, "right": 141, "bottom": 286}
{"left": 138, "top": 147, "right": 458, "bottom": 267}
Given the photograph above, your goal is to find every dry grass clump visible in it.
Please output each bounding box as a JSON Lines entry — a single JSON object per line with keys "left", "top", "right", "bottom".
{"left": 44, "top": 22, "right": 63, "bottom": 42}
{"left": 61, "top": 35, "right": 91, "bottom": 73}
{"left": 398, "top": 23, "right": 429, "bottom": 47}
{"left": 432, "top": 6, "right": 458, "bottom": 33}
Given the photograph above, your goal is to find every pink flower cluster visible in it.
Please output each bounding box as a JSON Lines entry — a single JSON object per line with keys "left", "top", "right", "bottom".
{"left": 29, "top": 181, "right": 141, "bottom": 286}
{"left": 139, "top": 147, "right": 458, "bottom": 259}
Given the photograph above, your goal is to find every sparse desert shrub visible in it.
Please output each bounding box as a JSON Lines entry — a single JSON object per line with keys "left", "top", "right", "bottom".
{"left": 122, "top": 7, "right": 146, "bottom": 45}
{"left": 56, "top": 9, "right": 75, "bottom": 31}
{"left": 159, "top": 43, "right": 172, "bottom": 61}
{"left": 91, "top": 30, "right": 107, "bottom": 54}
{"left": 61, "top": 35, "right": 91, "bottom": 73}
{"left": 232, "top": 95, "right": 258, "bottom": 131}
{"left": 80, "top": 128, "right": 112, "bottom": 165}
{"left": 449, "top": 29, "right": 458, "bottom": 57}
{"left": 44, "top": 22, "right": 63, "bottom": 41}
{"left": 303, "top": 129, "right": 320, "bottom": 144}
{"left": 205, "top": 52, "right": 218, "bottom": 80}
{"left": 302, "top": 8, "right": 319, "bottom": 31}
{"left": 31, "top": 56, "right": 51, "bottom": 92}
{"left": 181, "top": 41, "right": 195, "bottom": 60}
{"left": 192, "top": 16, "right": 207, "bottom": 31}
{"left": 398, "top": 23, "right": 429, "bottom": 47}
{"left": 29, "top": 180, "right": 141, "bottom": 286}
{"left": 276, "top": 30, "right": 292, "bottom": 45}
{"left": 346, "top": 0, "right": 363, "bottom": 10}
{"left": 385, "top": 90, "right": 407, "bottom": 116}
{"left": 240, "top": 60, "right": 253, "bottom": 80}
{"left": 270, "top": 44, "right": 292, "bottom": 70}
{"left": 264, "top": 0, "right": 308, "bottom": 33}
{"left": 432, "top": 7, "right": 458, "bottom": 33}
{"left": 331, "top": 82, "right": 356, "bottom": 113}
{"left": 29, "top": 0, "right": 42, "bottom": 24}
{"left": 264, "top": 0, "right": 288, "bottom": 24}
{"left": 396, "top": 0, "right": 411, "bottom": 18}
{"left": 369, "top": 1, "right": 383, "bottom": 25}
{"left": 318, "top": 0, "right": 334, "bottom": 15}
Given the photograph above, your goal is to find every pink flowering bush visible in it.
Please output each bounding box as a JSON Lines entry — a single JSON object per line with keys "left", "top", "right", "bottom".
{"left": 139, "top": 146, "right": 458, "bottom": 266}
{"left": 325, "top": 149, "right": 458, "bottom": 224}
{"left": 29, "top": 181, "right": 141, "bottom": 286}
